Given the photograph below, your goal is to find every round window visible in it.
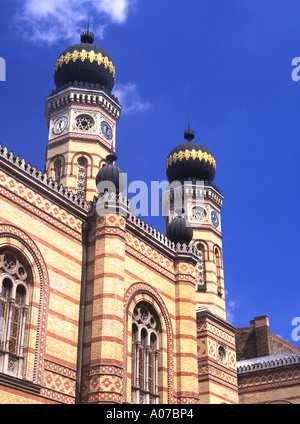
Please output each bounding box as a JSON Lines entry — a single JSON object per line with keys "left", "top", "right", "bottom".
{"left": 75, "top": 114, "right": 94, "bottom": 131}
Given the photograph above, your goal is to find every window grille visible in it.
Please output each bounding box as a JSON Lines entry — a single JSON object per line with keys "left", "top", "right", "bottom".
{"left": 0, "top": 250, "right": 30, "bottom": 377}
{"left": 131, "top": 303, "right": 160, "bottom": 404}
{"left": 54, "top": 159, "right": 62, "bottom": 184}
{"left": 76, "top": 157, "right": 88, "bottom": 199}
{"left": 197, "top": 244, "right": 206, "bottom": 291}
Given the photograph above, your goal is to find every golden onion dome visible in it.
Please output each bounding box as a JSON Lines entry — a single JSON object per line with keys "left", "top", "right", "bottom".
{"left": 165, "top": 128, "right": 216, "bottom": 183}
{"left": 53, "top": 30, "right": 115, "bottom": 91}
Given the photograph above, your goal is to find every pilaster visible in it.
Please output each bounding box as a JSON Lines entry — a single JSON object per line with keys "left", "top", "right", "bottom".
{"left": 173, "top": 248, "right": 199, "bottom": 404}
{"left": 197, "top": 309, "right": 238, "bottom": 404}
{"left": 84, "top": 211, "right": 126, "bottom": 404}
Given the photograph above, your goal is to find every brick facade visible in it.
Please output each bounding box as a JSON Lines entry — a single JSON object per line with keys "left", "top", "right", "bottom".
{"left": 0, "top": 34, "right": 299, "bottom": 404}
{"left": 236, "top": 316, "right": 300, "bottom": 404}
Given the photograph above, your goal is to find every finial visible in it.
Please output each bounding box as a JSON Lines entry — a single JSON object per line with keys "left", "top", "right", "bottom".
{"left": 105, "top": 146, "right": 117, "bottom": 164}
{"left": 81, "top": 20, "right": 94, "bottom": 44}
{"left": 184, "top": 121, "right": 195, "bottom": 142}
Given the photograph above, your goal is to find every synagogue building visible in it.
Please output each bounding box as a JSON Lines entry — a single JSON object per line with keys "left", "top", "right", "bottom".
{"left": 0, "top": 29, "right": 299, "bottom": 404}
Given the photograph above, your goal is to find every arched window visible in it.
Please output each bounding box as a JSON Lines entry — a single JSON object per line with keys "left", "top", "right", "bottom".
{"left": 54, "top": 159, "right": 62, "bottom": 184}
{"left": 214, "top": 247, "right": 222, "bottom": 296}
{"left": 0, "top": 250, "right": 30, "bottom": 377}
{"left": 131, "top": 303, "right": 160, "bottom": 404}
{"left": 76, "top": 157, "right": 88, "bottom": 199}
{"left": 196, "top": 243, "right": 206, "bottom": 291}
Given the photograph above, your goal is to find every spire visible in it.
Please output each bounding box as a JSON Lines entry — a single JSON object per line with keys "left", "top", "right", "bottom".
{"left": 81, "top": 20, "right": 94, "bottom": 44}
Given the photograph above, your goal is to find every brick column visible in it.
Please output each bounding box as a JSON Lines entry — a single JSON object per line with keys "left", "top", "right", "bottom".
{"left": 197, "top": 309, "right": 238, "bottom": 404}
{"left": 173, "top": 246, "right": 199, "bottom": 404}
{"left": 86, "top": 211, "right": 126, "bottom": 403}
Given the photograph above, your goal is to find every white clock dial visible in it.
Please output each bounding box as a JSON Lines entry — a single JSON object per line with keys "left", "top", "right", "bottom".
{"left": 53, "top": 116, "right": 68, "bottom": 135}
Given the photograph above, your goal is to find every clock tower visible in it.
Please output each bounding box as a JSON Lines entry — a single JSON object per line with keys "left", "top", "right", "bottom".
{"left": 163, "top": 127, "right": 225, "bottom": 317}
{"left": 163, "top": 128, "right": 238, "bottom": 403}
{"left": 44, "top": 29, "right": 122, "bottom": 201}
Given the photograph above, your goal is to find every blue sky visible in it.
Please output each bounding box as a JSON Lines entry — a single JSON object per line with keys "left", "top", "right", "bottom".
{"left": 0, "top": 0, "right": 299, "bottom": 346}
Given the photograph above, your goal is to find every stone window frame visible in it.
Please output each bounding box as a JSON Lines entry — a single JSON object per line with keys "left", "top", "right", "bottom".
{"left": 216, "top": 341, "right": 228, "bottom": 367}
{"left": 75, "top": 114, "right": 95, "bottom": 132}
{"left": 76, "top": 156, "right": 88, "bottom": 199}
{"left": 214, "top": 246, "right": 222, "bottom": 296}
{"left": 54, "top": 158, "right": 62, "bottom": 184}
{"left": 50, "top": 155, "right": 65, "bottom": 185}
{"left": 131, "top": 303, "right": 160, "bottom": 405}
{"left": 0, "top": 250, "right": 30, "bottom": 378}
{"left": 196, "top": 243, "right": 206, "bottom": 291}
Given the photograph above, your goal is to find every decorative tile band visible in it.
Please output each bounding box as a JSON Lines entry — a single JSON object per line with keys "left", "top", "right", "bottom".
{"left": 54, "top": 49, "right": 116, "bottom": 82}
{"left": 166, "top": 149, "right": 216, "bottom": 170}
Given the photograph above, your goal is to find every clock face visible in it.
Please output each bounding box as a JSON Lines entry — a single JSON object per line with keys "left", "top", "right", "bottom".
{"left": 211, "top": 211, "right": 219, "bottom": 227}
{"left": 101, "top": 120, "right": 113, "bottom": 140}
{"left": 53, "top": 116, "right": 68, "bottom": 135}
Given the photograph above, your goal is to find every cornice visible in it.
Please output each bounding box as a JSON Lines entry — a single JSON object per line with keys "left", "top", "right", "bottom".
{"left": 93, "top": 192, "right": 199, "bottom": 263}
{"left": 0, "top": 372, "right": 41, "bottom": 396}
{"left": 196, "top": 307, "right": 236, "bottom": 335}
{"left": 45, "top": 85, "right": 122, "bottom": 125}
{"left": 237, "top": 353, "right": 300, "bottom": 375}
{"left": 0, "top": 144, "right": 90, "bottom": 219}
{"left": 163, "top": 180, "right": 223, "bottom": 208}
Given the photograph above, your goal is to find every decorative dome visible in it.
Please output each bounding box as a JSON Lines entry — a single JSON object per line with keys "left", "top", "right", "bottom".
{"left": 165, "top": 128, "right": 216, "bottom": 183}
{"left": 53, "top": 30, "right": 116, "bottom": 91}
{"left": 96, "top": 150, "right": 126, "bottom": 194}
{"left": 166, "top": 214, "right": 193, "bottom": 245}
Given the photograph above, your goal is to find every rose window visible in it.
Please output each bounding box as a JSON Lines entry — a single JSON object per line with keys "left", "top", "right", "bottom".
{"left": 75, "top": 114, "right": 94, "bottom": 131}
{"left": 191, "top": 206, "right": 207, "bottom": 221}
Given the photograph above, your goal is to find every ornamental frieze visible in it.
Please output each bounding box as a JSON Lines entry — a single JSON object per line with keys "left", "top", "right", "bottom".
{"left": 0, "top": 172, "right": 83, "bottom": 235}
{"left": 54, "top": 49, "right": 116, "bottom": 82}
{"left": 197, "top": 319, "right": 235, "bottom": 347}
{"left": 126, "top": 233, "right": 174, "bottom": 274}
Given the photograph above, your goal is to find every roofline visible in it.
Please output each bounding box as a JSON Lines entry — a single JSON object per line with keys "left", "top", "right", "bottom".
{"left": 237, "top": 353, "right": 300, "bottom": 374}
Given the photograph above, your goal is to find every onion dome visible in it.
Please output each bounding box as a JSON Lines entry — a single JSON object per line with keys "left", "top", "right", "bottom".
{"left": 166, "top": 212, "right": 193, "bottom": 245}
{"left": 165, "top": 127, "right": 216, "bottom": 183}
{"left": 53, "top": 29, "right": 116, "bottom": 91}
{"left": 96, "top": 150, "right": 126, "bottom": 194}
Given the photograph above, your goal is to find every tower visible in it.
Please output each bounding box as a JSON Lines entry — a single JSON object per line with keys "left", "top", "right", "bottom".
{"left": 44, "top": 29, "right": 122, "bottom": 202}
{"left": 163, "top": 128, "right": 238, "bottom": 403}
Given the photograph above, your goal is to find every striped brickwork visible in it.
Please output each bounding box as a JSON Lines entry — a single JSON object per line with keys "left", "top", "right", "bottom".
{"left": 81, "top": 213, "right": 126, "bottom": 404}
{"left": 197, "top": 311, "right": 239, "bottom": 404}
{"left": 0, "top": 161, "right": 86, "bottom": 404}
{"left": 80, "top": 206, "right": 238, "bottom": 405}
{"left": 238, "top": 367, "right": 300, "bottom": 404}
{"left": 192, "top": 223, "right": 226, "bottom": 320}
